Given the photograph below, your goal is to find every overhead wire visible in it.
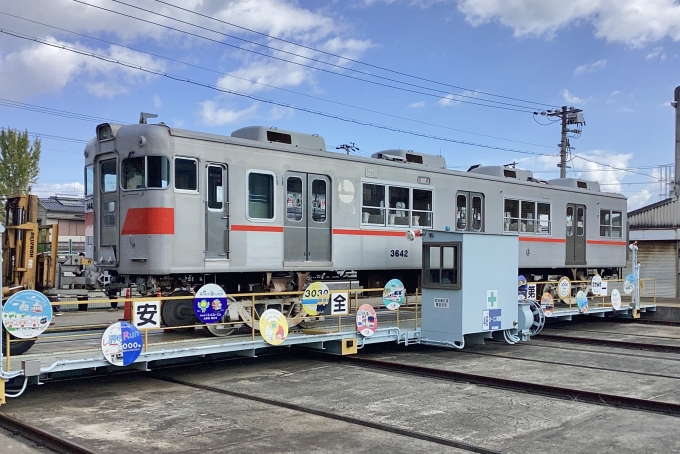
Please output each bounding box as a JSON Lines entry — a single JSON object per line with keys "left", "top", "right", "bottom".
{"left": 0, "top": 12, "right": 555, "bottom": 150}
{"left": 153, "top": 0, "right": 557, "bottom": 109}
{"left": 0, "top": 98, "right": 126, "bottom": 124}
{"left": 0, "top": 28, "right": 556, "bottom": 158}
{"left": 68, "top": 0, "right": 538, "bottom": 113}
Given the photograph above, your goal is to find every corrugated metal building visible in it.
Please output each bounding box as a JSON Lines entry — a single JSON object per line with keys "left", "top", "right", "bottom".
{"left": 628, "top": 197, "right": 680, "bottom": 298}
{"left": 37, "top": 196, "right": 86, "bottom": 252}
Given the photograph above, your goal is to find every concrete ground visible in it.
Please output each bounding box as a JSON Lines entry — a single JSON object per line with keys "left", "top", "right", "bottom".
{"left": 0, "top": 427, "right": 43, "bottom": 453}
{"left": 1, "top": 351, "right": 679, "bottom": 453}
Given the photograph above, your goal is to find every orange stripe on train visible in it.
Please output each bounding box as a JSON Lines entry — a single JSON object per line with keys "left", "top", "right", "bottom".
{"left": 121, "top": 207, "right": 174, "bottom": 235}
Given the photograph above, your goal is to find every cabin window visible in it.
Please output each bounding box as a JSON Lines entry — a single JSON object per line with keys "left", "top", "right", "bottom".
{"left": 122, "top": 156, "right": 170, "bottom": 190}
{"left": 412, "top": 189, "right": 433, "bottom": 228}
{"left": 175, "top": 158, "right": 197, "bottom": 191}
{"left": 456, "top": 194, "right": 467, "bottom": 231}
{"left": 85, "top": 165, "right": 94, "bottom": 196}
{"left": 471, "top": 195, "right": 483, "bottom": 232}
{"left": 248, "top": 172, "right": 274, "bottom": 220}
{"left": 362, "top": 183, "right": 432, "bottom": 228}
{"left": 576, "top": 207, "right": 585, "bottom": 236}
{"left": 388, "top": 186, "right": 409, "bottom": 226}
{"left": 362, "top": 183, "right": 386, "bottom": 225}
{"left": 100, "top": 159, "right": 117, "bottom": 193}
{"left": 600, "top": 210, "right": 622, "bottom": 238}
{"left": 207, "top": 166, "right": 223, "bottom": 210}
{"left": 147, "top": 156, "right": 170, "bottom": 189}
{"left": 423, "top": 243, "right": 461, "bottom": 289}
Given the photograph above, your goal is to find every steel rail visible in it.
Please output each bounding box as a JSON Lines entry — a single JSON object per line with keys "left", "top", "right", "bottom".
{"left": 0, "top": 412, "right": 98, "bottom": 454}
{"left": 151, "top": 374, "right": 500, "bottom": 454}
{"left": 296, "top": 352, "right": 680, "bottom": 417}
{"left": 536, "top": 333, "right": 680, "bottom": 354}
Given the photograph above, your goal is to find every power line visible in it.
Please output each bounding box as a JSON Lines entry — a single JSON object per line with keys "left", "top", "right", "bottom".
{"left": 26, "top": 131, "right": 89, "bottom": 143}
{"left": 0, "top": 28, "right": 556, "bottom": 159}
{"left": 68, "top": 0, "right": 537, "bottom": 113}
{"left": 0, "top": 98, "right": 126, "bottom": 124}
{"left": 153, "top": 0, "right": 558, "bottom": 109}
{"left": 0, "top": 12, "right": 555, "bottom": 150}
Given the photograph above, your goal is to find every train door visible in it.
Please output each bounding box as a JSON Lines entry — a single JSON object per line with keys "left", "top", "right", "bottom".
{"left": 565, "top": 203, "right": 586, "bottom": 265}
{"left": 205, "top": 164, "right": 229, "bottom": 259}
{"left": 454, "top": 191, "right": 484, "bottom": 232}
{"left": 98, "top": 157, "right": 119, "bottom": 263}
{"left": 284, "top": 172, "right": 331, "bottom": 263}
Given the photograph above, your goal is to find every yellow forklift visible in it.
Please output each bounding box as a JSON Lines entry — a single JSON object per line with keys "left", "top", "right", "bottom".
{"left": 2, "top": 195, "right": 95, "bottom": 355}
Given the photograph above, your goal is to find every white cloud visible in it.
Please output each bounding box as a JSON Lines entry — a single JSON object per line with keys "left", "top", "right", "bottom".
{"left": 437, "top": 90, "right": 479, "bottom": 106}
{"left": 199, "top": 100, "right": 258, "bottom": 126}
{"left": 0, "top": 38, "right": 166, "bottom": 99}
{"left": 646, "top": 46, "right": 667, "bottom": 60}
{"left": 153, "top": 95, "right": 162, "bottom": 108}
{"left": 269, "top": 105, "right": 295, "bottom": 120}
{"left": 31, "top": 182, "right": 85, "bottom": 198}
{"left": 606, "top": 90, "right": 620, "bottom": 104}
{"left": 457, "top": 0, "right": 680, "bottom": 47}
{"left": 616, "top": 106, "right": 634, "bottom": 113}
{"left": 573, "top": 59, "right": 607, "bottom": 76}
{"left": 572, "top": 150, "right": 634, "bottom": 194}
{"left": 562, "top": 89, "right": 586, "bottom": 105}
{"left": 408, "top": 101, "right": 426, "bottom": 108}
{"left": 628, "top": 189, "right": 653, "bottom": 210}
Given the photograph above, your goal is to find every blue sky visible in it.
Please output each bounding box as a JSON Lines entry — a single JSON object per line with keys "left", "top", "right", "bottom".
{"left": 1, "top": 0, "right": 679, "bottom": 210}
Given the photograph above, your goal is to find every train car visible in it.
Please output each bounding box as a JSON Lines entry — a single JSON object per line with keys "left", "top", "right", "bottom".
{"left": 83, "top": 121, "right": 627, "bottom": 328}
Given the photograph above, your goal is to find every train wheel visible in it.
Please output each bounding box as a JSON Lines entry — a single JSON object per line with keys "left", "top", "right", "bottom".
{"left": 1, "top": 326, "right": 35, "bottom": 356}
{"left": 204, "top": 297, "right": 237, "bottom": 337}
{"left": 528, "top": 300, "right": 545, "bottom": 336}
{"left": 161, "top": 290, "right": 198, "bottom": 331}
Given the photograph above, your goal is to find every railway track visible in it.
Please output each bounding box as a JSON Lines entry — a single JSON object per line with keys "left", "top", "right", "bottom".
{"left": 151, "top": 373, "right": 500, "bottom": 454}
{"left": 294, "top": 350, "right": 680, "bottom": 417}
{"left": 536, "top": 333, "right": 680, "bottom": 353}
{"left": 0, "top": 412, "right": 97, "bottom": 454}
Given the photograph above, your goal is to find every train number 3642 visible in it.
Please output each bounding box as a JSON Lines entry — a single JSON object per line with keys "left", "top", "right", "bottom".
{"left": 390, "top": 249, "right": 409, "bottom": 258}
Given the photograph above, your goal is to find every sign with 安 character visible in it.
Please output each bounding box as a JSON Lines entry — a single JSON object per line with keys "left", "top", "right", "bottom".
{"left": 330, "top": 292, "right": 349, "bottom": 315}
{"left": 132, "top": 301, "right": 161, "bottom": 328}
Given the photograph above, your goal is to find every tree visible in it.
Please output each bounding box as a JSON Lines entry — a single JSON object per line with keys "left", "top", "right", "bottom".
{"left": 0, "top": 128, "right": 41, "bottom": 221}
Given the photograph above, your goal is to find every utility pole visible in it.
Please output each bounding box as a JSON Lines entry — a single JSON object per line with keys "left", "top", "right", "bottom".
{"left": 672, "top": 86, "right": 680, "bottom": 197}
{"left": 536, "top": 106, "right": 585, "bottom": 178}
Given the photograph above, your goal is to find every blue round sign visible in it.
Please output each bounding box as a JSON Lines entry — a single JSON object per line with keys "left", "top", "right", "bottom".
{"left": 2, "top": 290, "right": 53, "bottom": 339}
{"left": 576, "top": 290, "right": 588, "bottom": 313}
{"left": 383, "top": 279, "right": 405, "bottom": 310}
{"left": 193, "top": 284, "right": 228, "bottom": 324}
{"left": 101, "top": 322, "right": 143, "bottom": 366}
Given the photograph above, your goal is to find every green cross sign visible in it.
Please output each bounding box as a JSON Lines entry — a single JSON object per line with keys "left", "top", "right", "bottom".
{"left": 487, "top": 291, "right": 497, "bottom": 308}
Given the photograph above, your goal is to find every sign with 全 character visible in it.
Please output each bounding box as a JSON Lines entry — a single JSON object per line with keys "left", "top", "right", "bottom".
{"left": 330, "top": 292, "right": 349, "bottom": 315}
{"left": 132, "top": 300, "right": 161, "bottom": 329}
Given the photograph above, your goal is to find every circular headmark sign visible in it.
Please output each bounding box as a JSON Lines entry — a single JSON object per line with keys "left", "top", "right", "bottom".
{"left": 383, "top": 279, "right": 405, "bottom": 310}
{"left": 356, "top": 304, "right": 377, "bottom": 337}
{"left": 194, "top": 284, "right": 228, "bottom": 324}
{"left": 557, "top": 277, "right": 571, "bottom": 300}
{"left": 611, "top": 289, "right": 622, "bottom": 311}
{"left": 302, "top": 282, "right": 330, "bottom": 316}
{"left": 541, "top": 292, "right": 554, "bottom": 317}
{"left": 2, "top": 290, "right": 53, "bottom": 339}
{"left": 101, "top": 322, "right": 143, "bottom": 366}
{"left": 259, "top": 309, "right": 289, "bottom": 346}
{"left": 576, "top": 290, "right": 588, "bottom": 314}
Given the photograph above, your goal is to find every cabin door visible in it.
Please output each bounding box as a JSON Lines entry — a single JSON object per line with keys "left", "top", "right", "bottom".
{"left": 284, "top": 172, "right": 331, "bottom": 263}
{"left": 98, "top": 157, "right": 119, "bottom": 264}
{"left": 205, "top": 164, "right": 229, "bottom": 259}
{"left": 565, "top": 203, "right": 586, "bottom": 265}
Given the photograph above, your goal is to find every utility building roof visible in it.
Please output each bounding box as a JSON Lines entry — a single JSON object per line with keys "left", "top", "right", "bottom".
{"left": 38, "top": 196, "right": 86, "bottom": 214}
{"left": 628, "top": 196, "right": 680, "bottom": 229}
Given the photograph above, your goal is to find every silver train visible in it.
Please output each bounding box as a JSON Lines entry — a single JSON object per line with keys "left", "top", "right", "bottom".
{"left": 83, "top": 121, "right": 627, "bottom": 327}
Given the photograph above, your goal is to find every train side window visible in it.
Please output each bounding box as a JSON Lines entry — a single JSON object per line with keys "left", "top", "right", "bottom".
{"left": 122, "top": 157, "right": 145, "bottom": 189}
{"left": 388, "top": 186, "right": 409, "bottom": 226}
{"left": 85, "top": 165, "right": 94, "bottom": 196}
{"left": 248, "top": 172, "right": 274, "bottom": 220}
{"left": 311, "top": 179, "right": 327, "bottom": 223}
{"left": 504, "top": 199, "right": 519, "bottom": 232}
{"left": 600, "top": 210, "right": 622, "bottom": 238}
{"left": 175, "top": 158, "right": 197, "bottom": 191}
{"left": 576, "top": 207, "right": 585, "bottom": 236}
{"left": 147, "top": 156, "right": 170, "bottom": 189}
{"left": 423, "top": 243, "right": 461, "bottom": 289}
{"left": 362, "top": 183, "right": 385, "bottom": 225}
{"left": 100, "top": 159, "right": 117, "bottom": 193}
{"left": 537, "top": 203, "right": 551, "bottom": 234}
{"left": 412, "top": 189, "right": 433, "bottom": 228}
{"left": 521, "top": 201, "right": 536, "bottom": 233}
{"left": 286, "top": 177, "right": 303, "bottom": 221}
{"left": 456, "top": 194, "right": 467, "bottom": 230}
{"left": 471, "top": 195, "right": 483, "bottom": 232}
